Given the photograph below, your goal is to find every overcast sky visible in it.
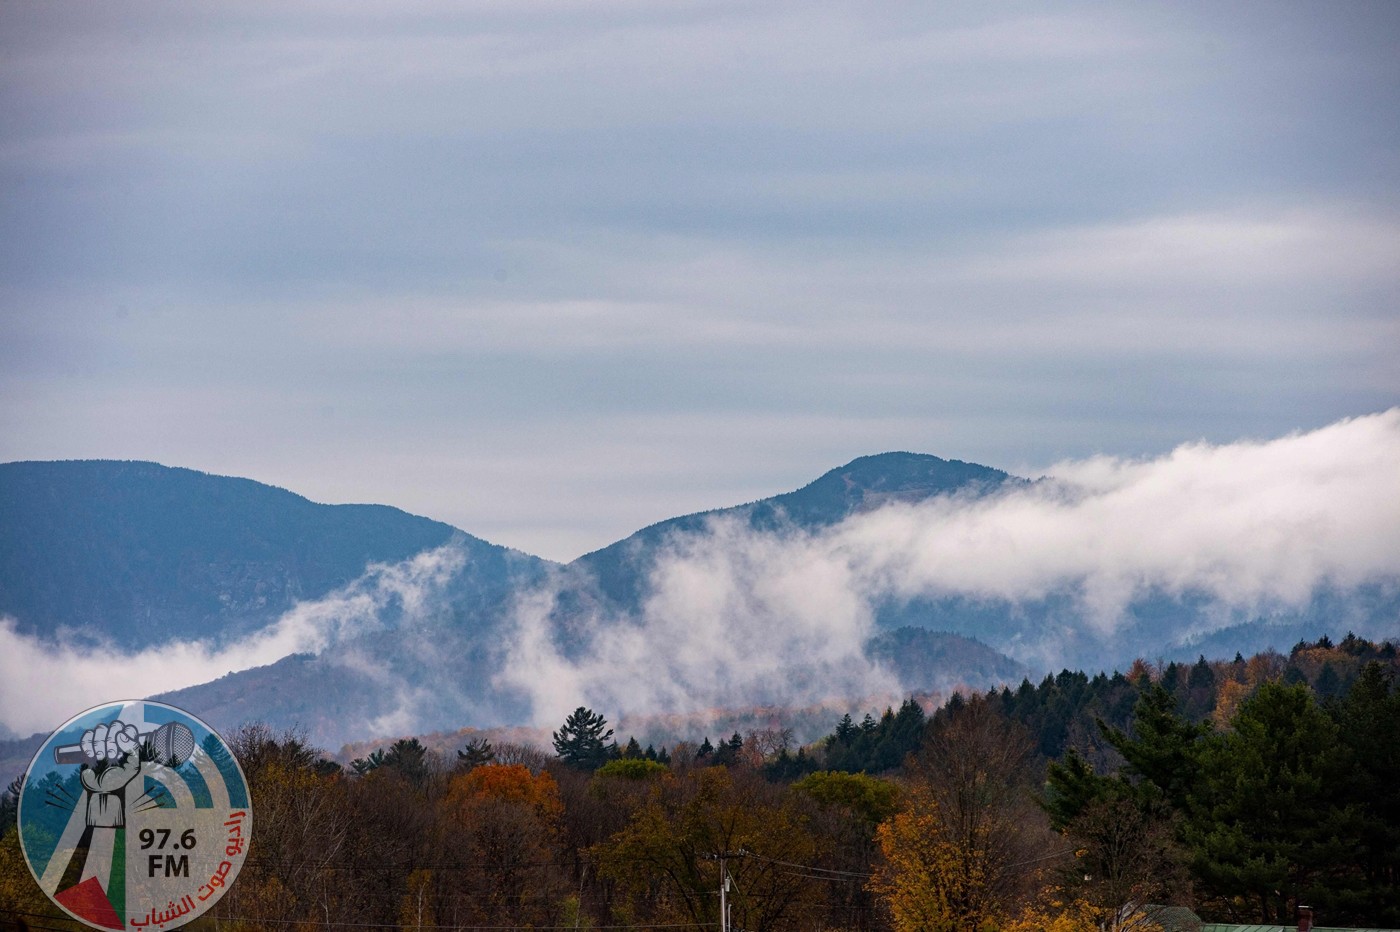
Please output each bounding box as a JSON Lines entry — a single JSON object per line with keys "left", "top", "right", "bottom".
{"left": 2, "top": 1, "right": 1397, "bottom": 562}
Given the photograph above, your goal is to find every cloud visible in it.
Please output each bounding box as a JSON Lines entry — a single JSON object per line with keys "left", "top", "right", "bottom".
{"left": 848, "top": 409, "right": 1400, "bottom": 617}
{"left": 498, "top": 410, "right": 1400, "bottom": 724}
{"left": 499, "top": 523, "right": 901, "bottom": 731}
{"left": 0, "top": 542, "right": 466, "bottom": 738}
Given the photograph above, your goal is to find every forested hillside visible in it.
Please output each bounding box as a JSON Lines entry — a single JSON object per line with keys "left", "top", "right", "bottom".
{"left": 3, "top": 635, "right": 1395, "bottom": 930}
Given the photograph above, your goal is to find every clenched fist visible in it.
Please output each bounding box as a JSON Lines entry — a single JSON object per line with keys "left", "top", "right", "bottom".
{"left": 78, "top": 720, "right": 144, "bottom": 828}
{"left": 81, "top": 721, "right": 140, "bottom": 763}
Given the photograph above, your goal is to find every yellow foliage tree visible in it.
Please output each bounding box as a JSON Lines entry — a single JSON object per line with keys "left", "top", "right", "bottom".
{"left": 869, "top": 786, "right": 999, "bottom": 932}
{"left": 1211, "top": 679, "right": 1250, "bottom": 729}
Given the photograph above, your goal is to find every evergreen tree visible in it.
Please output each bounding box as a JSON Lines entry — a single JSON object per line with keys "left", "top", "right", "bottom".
{"left": 0, "top": 775, "right": 20, "bottom": 840}
{"left": 1103, "top": 686, "right": 1209, "bottom": 812}
{"left": 553, "top": 706, "right": 615, "bottom": 771}
{"left": 458, "top": 737, "right": 496, "bottom": 769}
{"left": 1160, "top": 661, "right": 1181, "bottom": 694}
{"left": 351, "top": 748, "right": 387, "bottom": 775}
{"left": 1185, "top": 681, "right": 1361, "bottom": 924}
{"left": 711, "top": 732, "right": 744, "bottom": 767}
{"left": 1192, "top": 652, "right": 1215, "bottom": 688}
{"left": 1315, "top": 661, "right": 1342, "bottom": 698}
{"left": 384, "top": 737, "right": 430, "bottom": 787}
{"left": 1042, "top": 748, "right": 1116, "bottom": 830}
{"left": 763, "top": 747, "right": 819, "bottom": 782}
{"left": 1329, "top": 662, "right": 1400, "bottom": 924}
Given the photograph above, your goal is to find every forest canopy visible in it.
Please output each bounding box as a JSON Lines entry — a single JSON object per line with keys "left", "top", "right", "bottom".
{"left": 2, "top": 634, "right": 1396, "bottom": 930}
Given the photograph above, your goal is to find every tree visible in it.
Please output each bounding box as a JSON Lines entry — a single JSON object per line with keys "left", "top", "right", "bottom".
{"left": 712, "top": 732, "right": 744, "bottom": 767}
{"left": 222, "top": 724, "right": 353, "bottom": 926}
{"left": 457, "top": 736, "right": 496, "bottom": 769}
{"left": 871, "top": 785, "right": 997, "bottom": 932}
{"left": 1060, "top": 792, "right": 1189, "bottom": 929}
{"left": 384, "top": 737, "right": 430, "bottom": 787}
{"left": 905, "top": 696, "right": 1052, "bottom": 918}
{"left": 0, "top": 774, "right": 20, "bottom": 840}
{"left": 1103, "top": 686, "right": 1209, "bottom": 812}
{"left": 437, "top": 759, "right": 570, "bottom": 926}
{"left": 793, "top": 771, "right": 900, "bottom": 929}
{"left": 351, "top": 748, "right": 387, "bottom": 775}
{"left": 553, "top": 707, "right": 615, "bottom": 771}
{"left": 593, "top": 767, "right": 826, "bottom": 931}
{"left": 1330, "top": 662, "right": 1400, "bottom": 924}
{"left": 1184, "top": 681, "right": 1361, "bottom": 923}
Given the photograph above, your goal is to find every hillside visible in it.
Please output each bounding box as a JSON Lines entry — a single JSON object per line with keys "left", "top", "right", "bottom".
{"left": 0, "top": 460, "right": 550, "bottom": 648}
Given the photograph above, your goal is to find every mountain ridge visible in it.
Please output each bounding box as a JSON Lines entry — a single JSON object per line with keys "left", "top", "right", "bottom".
{"left": 4, "top": 452, "right": 1393, "bottom": 754}
{"left": 0, "top": 459, "right": 552, "bottom": 649}
{"left": 570, "top": 451, "right": 1018, "bottom": 609}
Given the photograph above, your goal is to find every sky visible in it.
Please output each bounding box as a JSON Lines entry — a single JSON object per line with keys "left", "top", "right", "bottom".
{"left": 2, "top": 1, "right": 1398, "bottom": 562}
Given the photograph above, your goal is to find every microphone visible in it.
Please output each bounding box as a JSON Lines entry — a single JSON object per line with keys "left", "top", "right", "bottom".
{"left": 54, "top": 721, "right": 197, "bottom": 767}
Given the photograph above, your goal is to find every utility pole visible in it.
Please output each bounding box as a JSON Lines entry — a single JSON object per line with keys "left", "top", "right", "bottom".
{"left": 719, "top": 855, "right": 729, "bottom": 932}
{"left": 705, "top": 849, "right": 746, "bottom": 932}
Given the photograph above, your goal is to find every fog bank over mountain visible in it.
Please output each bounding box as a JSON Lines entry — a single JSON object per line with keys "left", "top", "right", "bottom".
{"left": 1, "top": 410, "right": 1396, "bottom": 746}
{"left": 495, "top": 410, "right": 1400, "bottom": 728}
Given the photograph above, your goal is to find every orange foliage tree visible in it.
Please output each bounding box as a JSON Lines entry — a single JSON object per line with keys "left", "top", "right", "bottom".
{"left": 433, "top": 763, "right": 568, "bottom": 927}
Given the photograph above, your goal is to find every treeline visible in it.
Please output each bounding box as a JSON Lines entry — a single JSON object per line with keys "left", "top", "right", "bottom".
{"left": 0, "top": 635, "right": 1396, "bottom": 930}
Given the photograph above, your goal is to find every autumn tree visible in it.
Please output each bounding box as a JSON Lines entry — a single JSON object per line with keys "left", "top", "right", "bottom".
{"left": 434, "top": 763, "right": 569, "bottom": 927}
{"left": 903, "top": 695, "right": 1054, "bottom": 918}
{"left": 793, "top": 771, "right": 899, "bottom": 930}
{"left": 219, "top": 724, "right": 353, "bottom": 926}
{"left": 593, "top": 766, "right": 826, "bottom": 930}
{"left": 871, "top": 784, "right": 998, "bottom": 932}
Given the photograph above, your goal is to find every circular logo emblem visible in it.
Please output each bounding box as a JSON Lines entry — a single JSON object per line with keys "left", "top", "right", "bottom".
{"left": 17, "top": 701, "right": 252, "bottom": 931}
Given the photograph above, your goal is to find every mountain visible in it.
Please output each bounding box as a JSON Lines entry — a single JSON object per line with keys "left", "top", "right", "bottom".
{"left": 8, "top": 453, "right": 1387, "bottom": 755}
{"left": 139, "top": 454, "right": 1029, "bottom": 747}
{"left": 0, "top": 460, "right": 551, "bottom": 649}
{"left": 574, "top": 452, "right": 1018, "bottom": 609}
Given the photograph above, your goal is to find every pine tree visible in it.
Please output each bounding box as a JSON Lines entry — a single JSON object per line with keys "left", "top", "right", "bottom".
{"left": 458, "top": 737, "right": 496, "bottom": 769}
{"left": 1104, "top": 686, "right": 1209, "bottom": 812}
{"left": 553, "top": 707, "right": 615, "bottom": 771}
{"left": 1330, "top": 662, "right": 1400, "bottom": 924}
{"left": 1186, "top": 681, "right": 1360, "bottom": 923}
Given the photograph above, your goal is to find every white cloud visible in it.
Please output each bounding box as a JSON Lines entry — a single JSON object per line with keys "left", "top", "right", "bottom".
{"left": 498, "top": 519, "right": 901, "bottom": 730}
{"left": 0, "top": 542, "right": 466, "bottom": 738}
{"left": 844, "top": 411, "right": 1400, "bottom": 616}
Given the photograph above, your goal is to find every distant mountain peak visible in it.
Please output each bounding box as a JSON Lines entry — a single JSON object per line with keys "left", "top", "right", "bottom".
{"left": 767, "top": 451, "right": 1016, "bottom": 526}
{"left": 571, "top": 450, "right": 1021, "bottom": 604}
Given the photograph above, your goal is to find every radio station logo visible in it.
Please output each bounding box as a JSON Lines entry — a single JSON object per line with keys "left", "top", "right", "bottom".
{"left": 17, "top": 701, "right": 252, "bottom": 931}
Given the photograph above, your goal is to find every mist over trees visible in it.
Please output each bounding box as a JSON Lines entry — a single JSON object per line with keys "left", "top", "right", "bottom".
{"left": 1, "top": 635, "right": 1396, "bottom": 930}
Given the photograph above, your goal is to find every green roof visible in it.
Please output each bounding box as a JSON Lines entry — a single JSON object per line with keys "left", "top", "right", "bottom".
{"left": 1201, "top": 926, "right": 1400, "bottom": 932}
